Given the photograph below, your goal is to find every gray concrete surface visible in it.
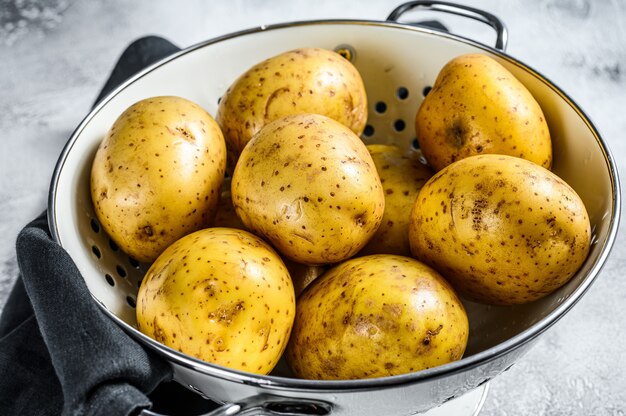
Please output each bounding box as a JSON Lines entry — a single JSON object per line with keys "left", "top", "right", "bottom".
{"left": 1, "top": 0, "right": 625, "bottom": 414}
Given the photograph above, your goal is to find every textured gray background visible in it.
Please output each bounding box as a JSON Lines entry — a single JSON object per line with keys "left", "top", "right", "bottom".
{"left": 1, "top": 0, "right": 625, "bottom": 414}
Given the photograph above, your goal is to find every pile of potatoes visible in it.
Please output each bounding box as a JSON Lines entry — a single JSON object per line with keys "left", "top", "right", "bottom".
{"left": 90, "top": 48, "right": 591, "bottom": 380}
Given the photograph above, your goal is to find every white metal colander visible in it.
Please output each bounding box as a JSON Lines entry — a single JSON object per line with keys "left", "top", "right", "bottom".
{"left": 48, "top": 2, "right": 620, "bottom": 415}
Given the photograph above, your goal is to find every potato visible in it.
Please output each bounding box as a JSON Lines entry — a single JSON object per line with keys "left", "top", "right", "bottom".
{"left": 213, "top": 178, "right": 247, "bottom": 230}
{"left": 409, "top": 154, "right": 591, "bottom": 305}
{"left": 136, "top": 227, "right": 295, "bottom": 375}
{"left": 282, "top": 259, "right": 327, "bottom": 297}
{"left": 91, "top": 96, "right": 226, "bottom": 262}
{"left": 285, "top": 255, "right": 469, "bottom": 379}
{"left": 217, "top": 47, "right": 367, "bottom": 167}
{"left": 231, "top": 113, "right": 385, "bottom": 265}
{"left": 359, "top": 145, "right": 434, "bottom": 256}
{"left": 211, "top": 186, "right": 324, "bottom": 294}
{"left": 415, "top": 54, "right": 552, "bottom": 172}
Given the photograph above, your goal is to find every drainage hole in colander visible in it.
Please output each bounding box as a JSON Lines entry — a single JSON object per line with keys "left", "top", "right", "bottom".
{"left": 334, "top": 44, "right": 355, "bottom": 62}
{"left": 109, "top": 238, "right": 119, "bottom": 252}
{"left": 394, "top": 119, "right": 406, "bottom": 132}
{"left": 374, "top": 101, "right": 387, "bottom": 114}
{"left": 90, "top": 218, "right": 100, "bottom": 233}
{"left": 412, "top": 138, "right": 420, "bottom": 149}
{"left": 116, "top": 265, "right": 127, "bottom": 278}
{"left": 128, "top": 257, "right": 140, "bottom": 269}
{"left": 91, "top": 245, "right": 101, "bottom": 259}
{"left": 105, "top": 274, "right": 115, "bottom": 287}
{"left": 423, "top": 86, "right": 432, "bottom": 97}
{"left": 362, "top": 125, "right": 374, "bottom": 137}
{"left": 126, "top": 296, "right": 136, "bottom": 308}
{"left": 137, "top": 278, "right": 143, "bottom": 288}
{"left": 396, "top": 87, "right": 409, "bottom": 100}
{"left": 217, "top": 96, "right": 222, "bottom": 105}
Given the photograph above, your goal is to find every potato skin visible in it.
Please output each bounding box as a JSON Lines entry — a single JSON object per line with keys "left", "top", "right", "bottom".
{"left": 359, "top": 145, "right": 434, "bottom": 256}
{"left": 415, "top": 54, "right": 552, "bottom": 172}
{"left": 282, "top": 259, "right": 327, "bottom": 297}
{"left": 91, "top": 96, "right": 226, "bottom": 262}
{"left": 213, "top": 178, "right": 247, "bottom": 230}
{"left": 211, "top": 186, "right": 324, "bottom": 294}
{"left": 285, "top": 255, "right": 469, "bottom": 380}
{"left": 232, "top": 113, "right": 385, "bottom": 265}
{"left": 217, "top": 47, "right": 367, "bottom": 166}
{"left": 136, "top": 227, "right": 295, "bottom": 375}
{"left": 409, "top": 154, "right": 591, "bottom": 305}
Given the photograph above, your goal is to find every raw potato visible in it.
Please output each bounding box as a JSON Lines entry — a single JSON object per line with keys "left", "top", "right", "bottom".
{"left": 217, "top": 47, "right": 367, "bottom": 167}
{"left": 282, "top": 259, "right": 327, "bottom": 297}
{"left": 211, "top": 185, "right": 324, "bottom": 294}
{"left": 359, "top": 145, "right": 434, "bottom": 256}
{"left": 209, "top": 184, "right": 328, "bottom": 298}
{"left": 286, "top": 255, "right": 469, "bottom": 380}
{"left": 409, "top": 154, "right": 591, "bottom": 305}
{"left": 231, "top": 113, "right": 385, "bottom": 265}
{"left": 213, "top": 178, "right": 247, "bottom": 230}
{"left": 91, "top": 96, "right": 226, "bottom": 262}
{"left": 136, "top": 227, "right": 295, "bottom": 375}
{"left": 415, "top": 54, "right": 552, "bottom": 171}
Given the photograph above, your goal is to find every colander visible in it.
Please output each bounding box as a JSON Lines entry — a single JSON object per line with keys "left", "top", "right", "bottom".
{"left": 48, "top": 1, "right": 620, "bottom": 415}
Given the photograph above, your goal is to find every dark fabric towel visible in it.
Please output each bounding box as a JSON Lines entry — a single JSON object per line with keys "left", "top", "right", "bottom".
{"left": 0, "top": 36, "right": 214, "bottom": 416}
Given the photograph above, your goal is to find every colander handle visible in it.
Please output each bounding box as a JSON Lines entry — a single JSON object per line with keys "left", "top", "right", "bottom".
{"left": 139, "top": 394, "right": 332, "bottom": 416}
{"left": 386, "top": 0, "right": 508, "bottom": 51}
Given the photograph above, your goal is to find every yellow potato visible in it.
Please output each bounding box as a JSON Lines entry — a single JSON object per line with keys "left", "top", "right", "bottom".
{"left": 231, "top": 113, "right": 385, "bottom": 265}
{"left": 285, "top": 255, "right": 469, "bottom": 379}
{"left": 91, "top": 96, "right": 226, "bottom": 262}
{"left": 282, "top": 258, "right": 327, "bottom": 297}
{"left": 213, "top": 184, "right": 326, "bottom": 297}
{"left": 211, "top": 187, "right": 324, "bottom": 293}
{"left": 415, "top": 54, "right": 552, "bottom": 171}
{"left": 217, "top": 47, "right": 367, "bottom": 167}
{"left": 359, "top": 145, "right": 434, "bottom": 256}
{"left": 136, "top": 227, "right": 295, "bottom": 375}
{"left": 213, "top": 178, "right": 247, "bottom": 230}
{"left": 409, "top": 154, "right": 591, "bottom": 305}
